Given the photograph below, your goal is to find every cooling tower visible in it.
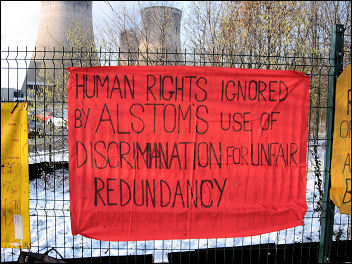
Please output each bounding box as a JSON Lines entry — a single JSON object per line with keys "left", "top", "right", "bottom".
{"left": 119, "top": 29, "right": 139, "bottom": 65}
{"left": 22, "top": 1, "right": 98, "bottom": 92}
{"left": 139, "top": 6, "right": 182, "bottom": 65}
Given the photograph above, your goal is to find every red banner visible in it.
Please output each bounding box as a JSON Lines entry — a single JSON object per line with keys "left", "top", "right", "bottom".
{"left": 67, "top": 66, "right": 309, "bottom": 241}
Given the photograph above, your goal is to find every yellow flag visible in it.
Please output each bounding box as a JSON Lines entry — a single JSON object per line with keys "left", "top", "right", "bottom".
{"left": 330, "top": 64, "right": 351, "bottom": 214}
{"left": 1, "top": 102, "right": 31, "bottom": 248}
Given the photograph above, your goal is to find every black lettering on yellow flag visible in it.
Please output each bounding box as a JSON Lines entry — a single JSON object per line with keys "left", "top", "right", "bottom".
{"left": 331, "top": 64, "right": 351, "bottom": 214}
{"left": 1, "top": 102, "right": 31, "bottom": 248}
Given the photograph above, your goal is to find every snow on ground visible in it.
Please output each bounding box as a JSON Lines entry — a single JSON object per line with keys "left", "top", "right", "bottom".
{"left": 28, "top": 149, "right": 68, "bottom": 164}
{"left": 1, "top": 147, "right": 351, "bottom": 263}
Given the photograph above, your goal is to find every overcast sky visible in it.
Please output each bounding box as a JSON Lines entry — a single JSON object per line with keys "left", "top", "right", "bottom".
{"left": 1, "top": 1, "right": 110, "bottom": 49}
{"left": 1, "top": 1, "right": 189, "bottom": 49}
{"left": 1, "top": 1, "right": 188, "bottom": 89}
{"left": 1, "top": 1, "right": 108, "bottom": 89}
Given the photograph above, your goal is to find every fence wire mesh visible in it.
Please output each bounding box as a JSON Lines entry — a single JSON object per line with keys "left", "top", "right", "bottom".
{"left": 1, "top": 47, "right": 351, "bottom": 263}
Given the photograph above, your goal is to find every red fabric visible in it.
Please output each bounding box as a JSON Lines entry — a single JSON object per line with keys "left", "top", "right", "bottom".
{"left": 36, "top": 113, "right": 53, "bottom": 122}
{"left": 67, "top": 66, "right": 309, "bottom": 241}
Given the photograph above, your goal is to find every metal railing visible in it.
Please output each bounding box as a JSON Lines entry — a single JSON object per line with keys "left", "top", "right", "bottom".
{"left": 1, "top": 27, "right": 351, "bottom": 264}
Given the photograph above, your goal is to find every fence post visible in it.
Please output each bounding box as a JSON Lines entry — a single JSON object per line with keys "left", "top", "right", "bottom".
{"left": 318, "top": 24, "right": 345, "bottom": 264}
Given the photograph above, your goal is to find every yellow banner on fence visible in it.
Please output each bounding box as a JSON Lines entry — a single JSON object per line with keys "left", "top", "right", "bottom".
{"left": 1, "top": 102, "right": 31, "bottom": 248}
{"left": 330, "top": 64, "right": 351, "bottom": 215}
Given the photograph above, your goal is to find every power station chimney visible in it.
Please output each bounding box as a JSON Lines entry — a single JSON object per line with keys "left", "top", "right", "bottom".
{"left": 139, "top": 6, "right": 182, "bottom": 65}
{"left": 119, "top": 29, "right": 139, "bottom": 65}
{"left": 22, "top": 1, "right": 98, "bottom": 94}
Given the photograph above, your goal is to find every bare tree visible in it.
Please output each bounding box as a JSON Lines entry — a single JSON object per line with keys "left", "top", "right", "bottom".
{"left": 185, "top": 1, "right": 351, "bottom": 58}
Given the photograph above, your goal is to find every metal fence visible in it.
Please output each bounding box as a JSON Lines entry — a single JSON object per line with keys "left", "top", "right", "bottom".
{"left": 1, "top": 25, "right": 351, "bottom": 263}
